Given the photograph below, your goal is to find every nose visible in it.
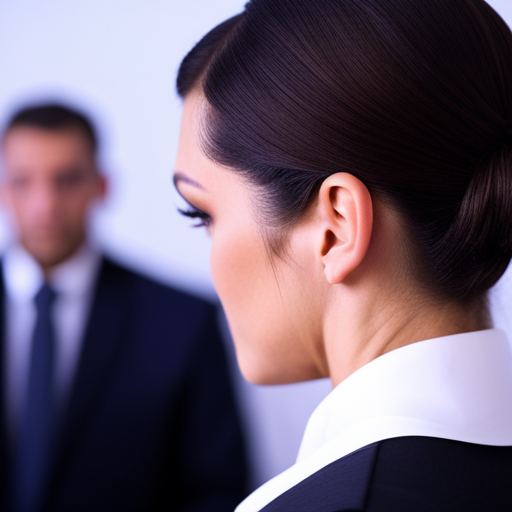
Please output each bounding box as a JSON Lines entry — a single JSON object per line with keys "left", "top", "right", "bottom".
{"left": 28, "top": 182, "right": 60, "bottom": 222}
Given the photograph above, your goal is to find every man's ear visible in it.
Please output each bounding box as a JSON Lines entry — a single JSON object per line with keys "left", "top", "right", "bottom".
{"left": 99, "top": 174, "right": 108, "bottom": 198}
{"left": 93, "top": 172, "right": 108, "bottom": 201}
{"left": 318, "top": 173, "right": 373, "bottom": 284}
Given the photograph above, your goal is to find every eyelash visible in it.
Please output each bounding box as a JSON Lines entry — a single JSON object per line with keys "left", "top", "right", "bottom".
{"left": 178, "top": 207, "right": 212, "bottom": 228}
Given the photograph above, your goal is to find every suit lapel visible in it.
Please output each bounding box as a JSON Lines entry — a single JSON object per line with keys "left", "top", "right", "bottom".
{"left": 50, "top": 257, "right": 129, "bottom": 485}
{"left": 0, "top": 264, "right": 9, "bottom": 508}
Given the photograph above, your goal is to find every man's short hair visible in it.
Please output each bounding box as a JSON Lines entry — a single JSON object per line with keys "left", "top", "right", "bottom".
{"left": 4, "top": 103, "right": 98, "bottom": 154}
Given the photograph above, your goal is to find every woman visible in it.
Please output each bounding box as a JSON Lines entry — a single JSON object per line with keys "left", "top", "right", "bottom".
{"left": 174, "top": 0, "right": 512, "bottom": 510}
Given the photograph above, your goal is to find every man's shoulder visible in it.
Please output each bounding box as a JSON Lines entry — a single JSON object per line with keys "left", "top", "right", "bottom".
{"left": 95, "top": 256, "right": 224, "bottom": 359}
{"left": 97, "top": 255, "right": 216, "bottom": 316}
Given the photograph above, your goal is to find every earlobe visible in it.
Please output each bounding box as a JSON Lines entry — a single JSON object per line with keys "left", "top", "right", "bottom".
{"left": 318, "top": 173, "right": 373, "bottom": 284}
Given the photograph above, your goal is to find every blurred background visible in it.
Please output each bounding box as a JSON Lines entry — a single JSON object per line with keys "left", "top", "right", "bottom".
{"left": 0, "top": 0, "right": 511, "bottom": 488}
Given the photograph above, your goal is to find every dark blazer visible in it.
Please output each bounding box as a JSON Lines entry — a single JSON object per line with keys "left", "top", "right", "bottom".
{"left": 261, "top": 436, "right": 512, "bottom": 511}
{"left": 0, "top": 257, "right": 249, "bottom": 512}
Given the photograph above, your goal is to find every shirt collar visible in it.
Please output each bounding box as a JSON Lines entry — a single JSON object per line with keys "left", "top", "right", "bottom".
{"left": 4, "top": 243, "right": 101, "bottom": 301}
{"left": 298, "top": 328, "right": 512, "bottom": 460}
{"left": 237, "top": 329, "right": 512, "bottom": 512}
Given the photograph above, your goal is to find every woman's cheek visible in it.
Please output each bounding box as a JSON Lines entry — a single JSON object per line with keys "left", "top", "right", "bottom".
{"left": 210, "top": 228, "right": 256, "bottom": 326}
{"left": 210, "top": 227, "right": 270, "bottom": 340}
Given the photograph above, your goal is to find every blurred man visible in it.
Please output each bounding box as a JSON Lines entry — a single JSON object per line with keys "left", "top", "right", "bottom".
{"left": 0, "top": 103, "right": 248, "bottom": 512}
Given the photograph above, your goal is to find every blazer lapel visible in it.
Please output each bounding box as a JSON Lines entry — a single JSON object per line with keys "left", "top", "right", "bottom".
{"left": 0, "top": 264, "right": 9, "bottom": 508}
{"left": 49, "top": 257, "right": 129, "bottom": 485}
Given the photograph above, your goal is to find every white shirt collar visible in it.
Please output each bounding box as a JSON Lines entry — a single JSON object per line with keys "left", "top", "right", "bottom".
{"left": 237, "top": 329, "right": 512, "bottom": 512}
{"left": 4, "top": 243, "right": 101, "bottom": 301}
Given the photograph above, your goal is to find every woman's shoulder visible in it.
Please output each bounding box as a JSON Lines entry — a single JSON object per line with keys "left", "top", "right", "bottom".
{"left": 261, "top": 437, "right": 512, "bottom": 512}
{"left": 260, "top": 442, "right": 378, "bottom": 512}
{"left": 366, "top": 437, "right": 512, "bottom": 511}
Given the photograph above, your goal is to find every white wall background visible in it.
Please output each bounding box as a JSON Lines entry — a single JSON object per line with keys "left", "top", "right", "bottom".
{"left": 0, "top": 0, "right": 511, "bottom": 489}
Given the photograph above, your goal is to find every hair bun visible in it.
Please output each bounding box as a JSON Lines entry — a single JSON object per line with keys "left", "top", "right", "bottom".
{"left": 434, "top": 143, "right": 512, "bottom": 300}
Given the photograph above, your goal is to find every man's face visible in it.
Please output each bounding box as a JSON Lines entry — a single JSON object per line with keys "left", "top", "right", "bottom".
{"left": 1, "top": 126, "right": 105, "bottom": 271}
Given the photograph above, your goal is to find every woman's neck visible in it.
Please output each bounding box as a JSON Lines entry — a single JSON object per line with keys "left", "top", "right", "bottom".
{"left": 324, "top": 287, "right": 490, "bottom": 387}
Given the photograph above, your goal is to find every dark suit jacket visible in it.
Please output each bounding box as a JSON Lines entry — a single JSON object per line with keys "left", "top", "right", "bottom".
{"left": 0, "top": 257, "right": 249, "bottom": 512}
{"left": 261, "top": 436, "right": 512, "bottom": 511}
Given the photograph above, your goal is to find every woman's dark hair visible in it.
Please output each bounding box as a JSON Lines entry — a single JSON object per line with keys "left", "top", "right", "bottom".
{"left": 177, "top": 0, "right": 512, "bottom": 303}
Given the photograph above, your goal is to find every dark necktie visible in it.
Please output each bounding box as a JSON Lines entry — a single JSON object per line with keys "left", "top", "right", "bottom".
{"left": 13, "top": 283, "right": 57, "bottom": 512}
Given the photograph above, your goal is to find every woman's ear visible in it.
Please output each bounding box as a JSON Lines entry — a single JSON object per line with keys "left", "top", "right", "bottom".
{"left": 318, "top": 173, "right": 373, "bottom": 284}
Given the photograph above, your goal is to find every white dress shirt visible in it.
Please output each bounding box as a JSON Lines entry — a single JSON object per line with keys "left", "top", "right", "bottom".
{"left": 3, "top": 244, "right": 101, "bottom": 439}
{"left": 236, "top": 329, "right": 512, "bottom": 512}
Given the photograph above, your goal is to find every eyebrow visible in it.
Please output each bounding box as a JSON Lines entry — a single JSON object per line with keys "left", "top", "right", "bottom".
{"left": 173, "top": 172, "right": 206, "bottom": 191}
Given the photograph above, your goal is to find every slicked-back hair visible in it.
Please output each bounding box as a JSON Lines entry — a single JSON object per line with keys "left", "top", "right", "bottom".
{"left": 4, "top": 103, "right": 98, "bottom": 154}
{"left": 177, "top": 0, "right": 512, "bottom": 304}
